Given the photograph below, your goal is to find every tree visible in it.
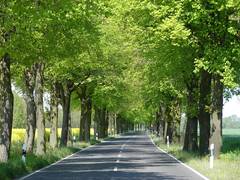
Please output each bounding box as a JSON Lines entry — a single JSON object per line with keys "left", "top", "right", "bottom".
{"left": 0, "top": 1, "right": 15, "bottom": 162}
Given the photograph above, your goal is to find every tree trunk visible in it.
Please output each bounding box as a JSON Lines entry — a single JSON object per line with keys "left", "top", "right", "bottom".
{"left": 199, "top": 70, "right": 211, "bottom": 155}
{"left": 108, "top": 112, "right": 114, "bottom": 136}
{"left": 35, "top": 62, "right": 46, "bottom": 155}
{"left": 183, "top": 75, "right": 198, "bottom": 152}
{"left": 96, "top": 108, "right": 105, "bottom": 138}
{"left": 49, "top": 83, "right": 59, "bottom": 148}
{"left": 68, "top": 111, "right": 73, "bottom": 146}
{"left": 156, "top": 112, "right": 160, "bottom": 136}
{"left": 93, "top": 106, "right": 99, "bottom": 139}
{"left": 79, "top": 86, "right": 87, "bottom": 141}
{"left": 84, "top": 96, "right": 92, "bottom": 142}
{"left": 0, "top": 54, "right": 13, "bottom": 162}
{"left": 24, "top": 66, "right": 36, "bottom": 153}
{"left": 116, "top": 115, "right": 121, "bottom": 134}
{"left": 160, "top": 106, "right": 167, "bottom": 139}
{"left": 164, "top": 121, "right": 168, "bottom": 141}
{"left": 60, "top": 82, "right": 72, "bottom": 146}
{"left": 156, "top": 106, "right": 164, "bottom": 139}
{"left": 93, "top": 107, "right": 98, "bottom": 140}
{"left": 172, "top": 101, "right": 181, "bottom": 143}
{"left": 210, "top": 75, "right": 223, "bottom": 158}
{"left": 104, "top": 110, "right": 109, "bottom": 137}
{"left": 159, "top": 106, "right": 166, "bottom": 139}
{"left": 114, "top": 113, "right": 117, "bottom": 135}
{"left": 165, "top": 106, "right": 174, "bottom": 144}
{"left": 183, "top": 115, "right": 198, "bottom": 151}
{"left": 167, "top": 121, "right": 173, "bottom": 144}
{"left": 100, "top": 109, "right": 107, "bottom": 138}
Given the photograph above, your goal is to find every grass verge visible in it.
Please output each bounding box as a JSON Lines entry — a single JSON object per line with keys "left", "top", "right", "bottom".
{"left": 152, "top": 135, "right": 240, "bottom": 180}
{"left": 0, "top": 139, "right": 101, "bottom": 180}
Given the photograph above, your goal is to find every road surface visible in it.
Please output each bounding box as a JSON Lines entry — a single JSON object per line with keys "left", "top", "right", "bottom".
{"left": 20, "top": 132, "right": 207, "bottom": 180}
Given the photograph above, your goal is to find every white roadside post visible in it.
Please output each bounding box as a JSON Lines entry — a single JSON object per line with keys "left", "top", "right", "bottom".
{"left": 96, "top": 133, "right": 99, "bottom": 140}
{"left": 22, "top": 143, "right": 27, "bottom": 164}
{"left": 73, "top": 136, "right": 76, "bottom": 146}
{"left": 210, "top": 143, "right": 214, "bottom": 169}
{"left": 167, "top": 136, "right": 170, "bottom": 148}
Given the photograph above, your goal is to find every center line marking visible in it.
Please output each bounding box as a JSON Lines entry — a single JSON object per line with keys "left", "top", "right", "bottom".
{"left": 114, "top": 167, "right": 118, "bottom": 172}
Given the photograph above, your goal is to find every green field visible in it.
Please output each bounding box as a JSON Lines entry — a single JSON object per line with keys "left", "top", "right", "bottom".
{"left": 223, "top": 129, "right": 240, "bottom": 136}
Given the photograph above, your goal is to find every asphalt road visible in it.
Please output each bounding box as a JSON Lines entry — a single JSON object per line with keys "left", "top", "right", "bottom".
{"left": 20, "top": 132, "right": 208, "bottom": 180}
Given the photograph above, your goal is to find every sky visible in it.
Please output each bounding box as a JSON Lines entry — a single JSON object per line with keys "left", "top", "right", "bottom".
{"left": 223, "top": 95, "right": 240, "bottom": 118}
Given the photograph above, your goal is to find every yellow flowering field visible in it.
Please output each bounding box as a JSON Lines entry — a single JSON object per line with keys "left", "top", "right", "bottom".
{"left": 11, "top": 128, "right": 94, "bottom": 142}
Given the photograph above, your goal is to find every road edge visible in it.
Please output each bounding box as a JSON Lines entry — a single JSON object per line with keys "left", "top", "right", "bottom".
{"left": 149, "top": 135, "right": 209, "bottom": 180}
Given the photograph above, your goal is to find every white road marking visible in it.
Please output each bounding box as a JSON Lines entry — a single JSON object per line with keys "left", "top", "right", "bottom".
{"left": 116, "top": 160, "right": 120, "bottom": 163}
{"left": 41, "top": 169, "right": 116, "bottom": 173}
{"left": 113, "top": 167, "right": 118, "bottom": 172}
{"left": 118, "top": 154, "right": 121, "bottom": 158}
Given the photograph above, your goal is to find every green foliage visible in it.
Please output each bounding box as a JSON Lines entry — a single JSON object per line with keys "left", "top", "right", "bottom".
{"left": 2, "top": 0, "right": 240, "bottom": 164}
{"left": 12, "top": 93, "right": 26, "bottom": 128}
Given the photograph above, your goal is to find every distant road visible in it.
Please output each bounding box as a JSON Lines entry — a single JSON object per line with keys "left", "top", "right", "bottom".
{"left": 20, "top": 132, "right": 208, "bottom": 180}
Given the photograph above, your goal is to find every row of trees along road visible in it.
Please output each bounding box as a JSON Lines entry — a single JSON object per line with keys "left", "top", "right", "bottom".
{"left": 128, "top": 0, "right": 240, "bottom": 158}
{"left": 0, "top": 0, "right": 239, "bottom": 162}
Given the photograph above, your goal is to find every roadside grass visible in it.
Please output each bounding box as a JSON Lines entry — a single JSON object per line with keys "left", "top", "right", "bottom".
{"left": 0, "top": 128, "right": 105, "bottom": 180}
{"left": 152, "top": 129, "right": 240, "bottom": 180}
{"left": 0, "top": 143, "right": 82, "bottom": 180}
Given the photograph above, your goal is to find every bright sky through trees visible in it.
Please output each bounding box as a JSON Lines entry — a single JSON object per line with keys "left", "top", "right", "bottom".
{"left": 223, "top": 96, "right": 240, "bottom": 117}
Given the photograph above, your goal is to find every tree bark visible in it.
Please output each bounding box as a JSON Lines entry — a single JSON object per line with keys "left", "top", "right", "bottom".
{"left": 93, "top": 107, "right": 98, "bottom": 140}
{"left": 167, "top": 121, "right": 173, "bottom": 144}
{"left": 199, "top": 70, "right": 211, "bottom": 155}
{"left": 172, "top": 101, "right": 181, "bottom": 143}
{"left": 154, "top": 112, "right": 160, "bottom": 136}
{"left": 116, "top": 115, "right": 122, "bottom": 134}
{"left": 60, "top": 81, "right": 73, "bottom": 146}
{"left": 49, "top": 83, "right": 59, "bottom": 148}
{"left": 79, "top": 86, "right": 87, "bottom": 141}
{"left": 104, "top": 110, "right": 109, "bottom": 137}
{"left": 164, "top": 121, "right": 168, "bottom": 141}
{"left": 165, "top": 106, "right": 174, "bottom": 144}
{"left": 210, "top": 75, "right": 223, "bottom": 158}
{"left": 24, "top": 66, "right": 36, "bottom": 153}
{"left": 84, "top": 96, "right": 92, "bottom": 142}
{"left": 0, "top": 53, "right": 13, "bottom": 162}
{"left": 35, "top": 62, "right": 46, "bottom": 155}
{"left": 159, "top": 106, "right": 166, "bottom": 138}
{"left": 100, "top": 108, "right": 107, "bottom": 138}
{"left": 114, "top": 113, "right": 117, "bottom": 135}
{"left": 68, "top": 111, "right": 73, "bottom": 146}
{"left": 183, "top": 75, "right": 198, "bottom": 152}
{"left": 108, "top": 112, "right": 114, "bottom": 136}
